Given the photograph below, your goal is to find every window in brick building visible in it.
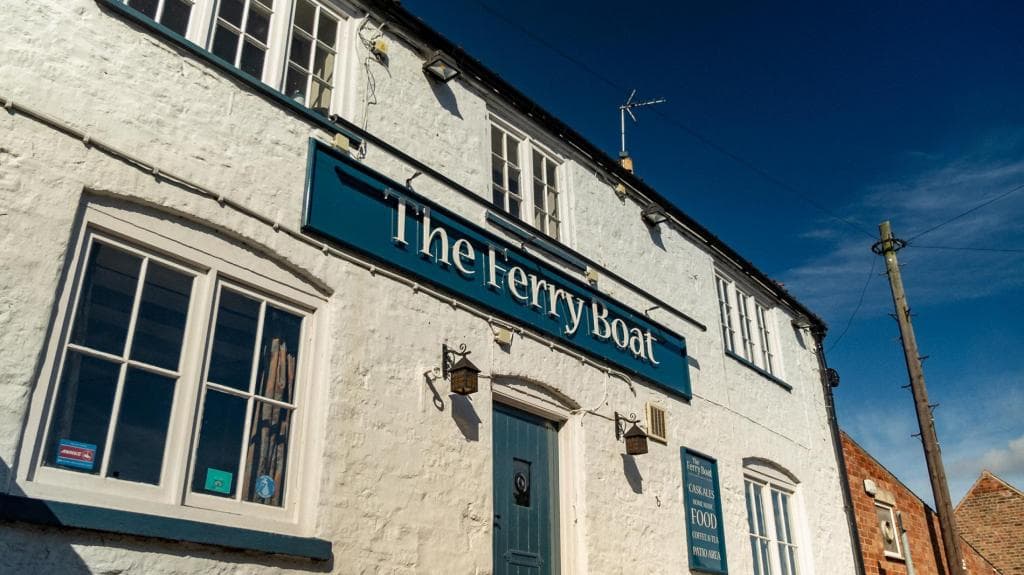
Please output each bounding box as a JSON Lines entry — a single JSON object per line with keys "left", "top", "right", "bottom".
{"left": 876, "top": 503, "right": 903, "bottom": 559}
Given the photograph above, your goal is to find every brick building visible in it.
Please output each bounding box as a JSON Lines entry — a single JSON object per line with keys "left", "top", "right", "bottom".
{"left": 841, "top": 432, "right": 1000, "bottom": 575}
{"left": 956, "top": 471, "right": 1024, "bottom": 575}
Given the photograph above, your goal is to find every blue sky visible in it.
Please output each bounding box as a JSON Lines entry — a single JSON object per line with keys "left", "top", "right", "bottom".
{"left": 402, "top": 0, "right": 1024, "bottom": 504}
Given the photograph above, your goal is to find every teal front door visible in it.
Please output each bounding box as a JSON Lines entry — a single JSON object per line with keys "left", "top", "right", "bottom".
{"left": 493, "top": 403, "right": 560, "bottom": 575}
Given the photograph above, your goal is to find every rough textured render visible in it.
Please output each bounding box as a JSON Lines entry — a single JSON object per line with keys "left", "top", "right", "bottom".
{"left": 956, "top": 471, "right": 1024, "bottom": 575}
{"left": 841, "top": 432, "right": 1001, "bottom": 575}
{"left": 0, "top": 0, "right": 858, "bottom": 573}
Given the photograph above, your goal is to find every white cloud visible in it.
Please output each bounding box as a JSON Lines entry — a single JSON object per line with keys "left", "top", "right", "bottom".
{"left": 780, "top": 133, "right": 1024, "bottom": 322}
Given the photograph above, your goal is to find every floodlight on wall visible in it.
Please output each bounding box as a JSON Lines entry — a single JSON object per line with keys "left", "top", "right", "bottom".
{"left": 641, "top": 204, "right": 669, "bottom": 227}
{"left": 614, "top": 412, "right": 649, "bottom": 456}
{"left": 442, "top": 343, "right": 480, "bottom": 395}
{"left": 423, "top": 50, "right": 461, "bottom": 83}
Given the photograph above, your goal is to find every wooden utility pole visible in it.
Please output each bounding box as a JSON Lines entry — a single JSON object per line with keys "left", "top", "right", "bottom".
{"left": 874, "top": 221, "right": 966, "bottom": 575}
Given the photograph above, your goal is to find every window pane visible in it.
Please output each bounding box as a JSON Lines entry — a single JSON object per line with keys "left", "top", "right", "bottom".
{"left": 750, "top": 538, "right": 762, "bottom": 575}
{"left": 532, "top": 151, "right": 542, "bottom": 180}
{"left": 317, "top": 13, "right": 338, "bottom": 45}
{"left": 549, "top": 219, "right": 559, "bottom": 239}
{"left": 247, "top": 4, "right": 271, "bottom": 43}
{"left": 508, "top": 166, "right": 520, "bottom": 195}
{"left": 492, "top": 185, "right": 505, "bottom": 209}
{"left": 107, "top": 368, "right": 175, "bottom": 484}
{"left": 491, "top": 155, "right": 504, "bottom": 187}
{"left": 285, "top": 66, "right": 307, "bottom": 102}
{"left": 242, "top": 401, "right": 292, "bottom": 506}
{"left": 218, "top": 0, "right": 244, "bottom": 27}
{"left": 760, "top": 540, "right": 773, "bottom": 574}
{"left": 293, "top": 0, "right": 315, "bottom": 33}
{"left": 533, "top": 207, "right": 544, "bottom": 229}
{"left": 161, "top": 0, "right": 192, "bottom": 35}
{"left": 212, "top": 25, "right": 240, "bottom": 63}
{"left": 509, "top": 196, "right": 521, "bottom": 219}
{"left": 191, "top": 389, "right": 247, "bottom": 498}
{"left": 254, "top": 306, "right": 302, "bottom": 402}
{"left": 130, "top": 262, "right": 192, "bottom": 371}
{"left": 309, "top": 79, "right": 332, "bottom": 115}
{"left": 44, "top": 351, "right": 121, "bottom": 474}
{"left": 207, "top": 289, "right": 260, "bottom": 391}
{"left": 547, "top": 189, "right": 558, "bottom": 216}
{"left": 533, "top": 178, "right": 545, "bottom": 207}
{"left": 128, "top": 0, "right": 158, "bottom": 19}
{"left": 71, "top": 242, "right": 142, "bottom": 356}
{"left": 240, "top": 41, "right": 266, "bottom": 78}
{"left": 546, "top": 162, "right": 557, "bottom": 188}
{"left": 490, "top": 126, "right": 502, "bottom": 155}
{"left": 506, "top": 135, "right": 520, "bottom": 166}
{"left": 289, "top": 32, "right": 312, "bottom": 68}
{"left": 313, "top": 46, "right": 335, "bottom": 82}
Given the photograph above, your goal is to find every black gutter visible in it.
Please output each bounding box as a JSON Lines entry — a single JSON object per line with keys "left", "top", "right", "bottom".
{"left": 812, "top": 327, "right": 866, "bottom": 575}
{"left": 361, "top": 0, "right": 827, "bottom": 333}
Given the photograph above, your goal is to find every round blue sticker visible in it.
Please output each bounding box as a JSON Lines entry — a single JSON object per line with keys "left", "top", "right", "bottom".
{"left": 255, "top": 475, "right": 276, "bottom": 499}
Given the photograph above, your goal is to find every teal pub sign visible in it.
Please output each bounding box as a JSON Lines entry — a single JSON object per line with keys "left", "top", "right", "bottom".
{"left": 302, "top": 139, "right": 692, "bottom": 398}
{"left": 682, "top": 448, "right": 728, "bottom": 573}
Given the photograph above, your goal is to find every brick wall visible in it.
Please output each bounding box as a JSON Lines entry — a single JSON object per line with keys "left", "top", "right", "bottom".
{"left": 841, "top": 432, "right": 1000, "bottom": 575}
{"left": 956, "top": 471, "right": 1024, "bottom": 575}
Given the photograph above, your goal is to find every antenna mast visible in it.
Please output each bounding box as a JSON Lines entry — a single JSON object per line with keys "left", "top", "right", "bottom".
{"left": 619, "top": 89, "right": 667, "bottom": 158}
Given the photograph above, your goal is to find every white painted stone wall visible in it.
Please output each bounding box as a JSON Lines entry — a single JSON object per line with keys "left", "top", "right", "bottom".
{"left": 0, "top": 0, "right": 857, "bottom": 573}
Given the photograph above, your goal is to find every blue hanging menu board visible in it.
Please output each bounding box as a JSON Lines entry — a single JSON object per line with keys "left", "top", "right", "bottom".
{"left": 681, "top": 448, "right": 728, "bottom": 574}
{"left": 302, "top": 139, "right": 692, "bottom": 398}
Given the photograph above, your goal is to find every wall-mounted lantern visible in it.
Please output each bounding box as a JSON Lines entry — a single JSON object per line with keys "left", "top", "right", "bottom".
{"left": 640, "top": 204, "right": 669, "bottom": 227}
{"left": 615, "top": 412, "right": 649, "bottom": 455}
{"left": 443, "top": 343, "right": 480, "bottom": 395}
{"left": 423, "top": 50, "right": 461, "bottom": 83}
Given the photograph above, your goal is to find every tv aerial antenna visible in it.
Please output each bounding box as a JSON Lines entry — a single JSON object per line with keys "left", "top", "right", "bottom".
{"left": 619, "top": 89, "right": 666, "bottom": 157}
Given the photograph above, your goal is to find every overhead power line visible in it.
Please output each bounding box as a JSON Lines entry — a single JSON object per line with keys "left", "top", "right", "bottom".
{"left": 907, "top": 181, "right": 1024, "bottom": 243}
{"left": 910, "top": 244, "right": 1024, "bottom": 254}
{"left": 464, "top": 0, "right": 877, "bottom": 240}
{"left": 827, "top": 255, "right": 877, "bottom": 354}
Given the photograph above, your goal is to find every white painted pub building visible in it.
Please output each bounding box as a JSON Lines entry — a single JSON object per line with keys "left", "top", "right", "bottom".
{"left": 0, "top": 0, "right": 861, "bottom": 573}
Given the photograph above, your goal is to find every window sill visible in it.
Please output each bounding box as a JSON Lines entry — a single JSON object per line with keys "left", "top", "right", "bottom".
{"left": 0, "top": 493, "right": 331, "bottom": 561}
{"left": 94, "top": 0, "right": 362, "bottom": 148}
{"left": 725, "top": 350, "right": 792, "bottom": 391}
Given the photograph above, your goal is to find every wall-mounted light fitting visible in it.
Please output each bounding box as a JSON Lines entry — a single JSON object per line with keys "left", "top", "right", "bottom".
{"left": 442, "top": 343, "right": 480, "bottom": 395}
{"left": 423, "top": 50, "right": 461, "bottom": 83}
{"left": 614, "top": 412, "right": 649, "bottom": 455}
{"left": 641, "top": 204, "right": 669, "bottom": 227}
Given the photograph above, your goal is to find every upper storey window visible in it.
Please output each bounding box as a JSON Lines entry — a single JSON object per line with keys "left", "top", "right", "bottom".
{"left": 120, "top": 0, "right": 351, "bottom": 118}
{"left": 285, "top": 0, "right": 341, "bottom": 116}
{"left": 716, "top": 274, "right": 778, "bottom": 376}
{"left": 490, "top": 119, "right": 563, "bottom": 241}
{"left": 210, "top": 0, "right": 275, "bottom": 80}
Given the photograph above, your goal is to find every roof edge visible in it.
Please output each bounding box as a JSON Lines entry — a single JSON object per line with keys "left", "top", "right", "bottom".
{"left": 357, "top": 0, "right": 828, "bottom": 332}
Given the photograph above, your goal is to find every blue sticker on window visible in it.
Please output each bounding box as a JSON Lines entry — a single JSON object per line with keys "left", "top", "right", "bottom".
{"left": 255, "top": 475, "right": 276, "bottom": 499}
{"left": 56, "top": 439, "right": 97, "bottom": 470}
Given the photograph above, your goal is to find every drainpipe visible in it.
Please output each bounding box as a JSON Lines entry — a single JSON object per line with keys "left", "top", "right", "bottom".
{"left": 811, "top": 326, "right": 866, "bottom": 575}
{"left": 898, "top": 511, "right": 916, "bottom": 575}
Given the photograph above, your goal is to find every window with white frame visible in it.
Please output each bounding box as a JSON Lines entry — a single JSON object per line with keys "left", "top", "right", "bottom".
{"left": 876, "top": 503, "right": 903, "bottom": 559}
{"left": 209, "top": 0, "right": 275, "bottom": 80}
{"left": 715, "top": 274, "right": 779, "bottom": 376}
{"left": 490, "top": 120, "right": 563, "bottom": 240}
{"left": 745, "top": 475, "right": 801, "bottom": 575}
{"left": 120, "top": 0, "right": 351, "bottom": 117}
{"left": 284, "top": 0, "right": 341, "bottom": 115}
{"left": 23, "top": 215, "right": 320, "bottom": 528}
{"left": 128, "top": 0, "right": 194, "bottom": 35}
